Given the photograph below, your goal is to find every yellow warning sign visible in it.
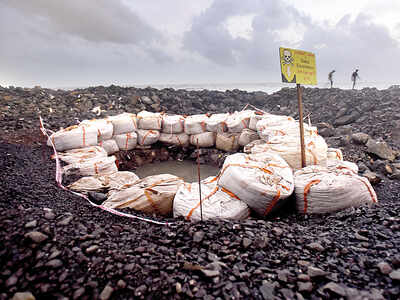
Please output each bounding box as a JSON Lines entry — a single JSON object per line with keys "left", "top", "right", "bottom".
{"left": 279, "top": 47, "right": 317, "bottom": 85}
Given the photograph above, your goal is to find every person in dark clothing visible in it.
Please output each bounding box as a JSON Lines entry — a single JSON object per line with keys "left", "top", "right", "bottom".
{"left": 328, "top": 70, "right": 335, "bottom": 88}
{"left": 351, "top": 69, "right": 359, "bottom": 89}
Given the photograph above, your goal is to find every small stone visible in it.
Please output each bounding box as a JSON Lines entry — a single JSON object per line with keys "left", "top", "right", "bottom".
{"left": 363, "top": 170, "right": 382, "bottom": 185}
{"left": 298, "top": 260, "right": 311, "bottom": 267}
{"left": 88, "top": 192, "right": 107, "bottom": 205}
{"left": 242, "top": 238, "right": 252, "bottom": 248}
{"left": 307, "top": 266, "right": 328, "bottom": 278}
{"left": 193, "top": 231, "right": 205, "bottom": 243}
{"left": 298, "top": 282, "right": 313, "bottom": 292}
{"left": 134, "top": 285, "right": 147, "bottom": 297}
{"left": 11, "top": 292, "right": 35, "bottom": 300}
{"left": 389, "top": 270, "right": 400, "bottom": 281}
{"left": 57, "top": 216, "right": 73, "bottom": 226}
{"left": 260, "top": 282, "right": 275, "bottom": 300}
{"left": 272, "top": 227, "right": 283, "bottom": 236}
{"left": 366, "top": 139, "right": 395, "bottom": 161}
{"left": 306, "top": 242, "right": 324, "bottom": 252}
{"left": 297, "top": 274, "right": 310, "bottom": 281}
{"left": 322, "top": 282, "right": 346, "bottom": 296}
{"left": 86, "top": 245, "right": 99, "bottom": 254}
{"left": 6, "top": 274, "right": 18, "bottom": 287}
{"left": 25, "top": 220, "right": 37, "bottom": 228}
{"left": 201, "top": 269, "right": 220, "bottom": 277}
{"left": 354, "top": 232, "right": 369, "bottom": 241}
{"left": 73, "top": 287, "right": 85, "bottom": 300}
{"left": 351, "top": 132, "right": 369, "bottom": 144}
{"left": 45, "top": 259, "right": 63, "bottom": 268}
{"left": 25, "top": 231, "right": 48, "bottom": 243}
{"left": 99, "top": 285, "right": 114, "bottom": 300}
{"left": 377, "top": 262, "right": 392, "bottom": 275}
{"left": 117, "top": 280, "right": 126, "bottom": 289}
{"left": 44, "top": 211, "right": 55, "bottom": 220}
{"left": 176, "top": 282, "right": 182, "bottom": 293}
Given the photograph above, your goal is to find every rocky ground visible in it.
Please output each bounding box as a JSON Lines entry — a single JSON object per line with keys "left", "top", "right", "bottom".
{"left": 0, "top": 85, "right": 400, "bottom": 299}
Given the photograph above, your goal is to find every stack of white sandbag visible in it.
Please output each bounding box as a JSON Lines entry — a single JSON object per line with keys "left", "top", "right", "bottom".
{"left": 80, "top": 119, "right": 114, "bottom": 141}
{"left": 226, "top": 110, "right": 253, "bottom": 132}
{"left": 103, "top": 174, "right": 184, "bottom": 216}
{"left": 63, "top": 155, "right": 118, "bottom": 176}
{"left": 108, "top": 113, "right": 137, "bottom": 135}
{"left": 216, "top": 132, "right": 240, "bottom": 152}
{"left": 68, "top": 171, "right": 140, "bottom": 193}
{"left": 206, "top": 113, "right": 229, "bottom": 133}
{"left": 160, "top": 114, "right": 189, "bottom": 146}
{"left": 47, "top": 124, "right": 99, "bottom": 151}
{"left": 250, "top": 135, "right": 328, "bottom": 170}
{"left": 294, "top": 165, "right": 377, "bottom": 214}
{"left": 173, "top": 177, "right": 250, "bottom": 221}
{"left": 217, "top": 152, "right": 294, "bottom": 216}
{"left": 57, "top": 146, "right": 108, "bottom": 164}
{"left": 137, "top": 111, "right": 163, "bottom": 130}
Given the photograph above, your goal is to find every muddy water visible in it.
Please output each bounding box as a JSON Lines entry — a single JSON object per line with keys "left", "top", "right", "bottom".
{"left": 134, "top": 160, "right": 220, "bottom": 182}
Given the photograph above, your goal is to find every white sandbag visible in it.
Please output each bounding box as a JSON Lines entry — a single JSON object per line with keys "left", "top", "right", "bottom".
{"left": 173, "top": 177, "right": 250, "bottom": 221}
{"left": 137, "top": 111, "right": 163, "bottom": 130}
{"left": 226, "top": 110, "right": 253, "bottom": 133}
{"left": 206, "top": 113, "right": 229, "bottom": 133}
{"left": 162, "top": 115, "right": 185, "bottom": 133}
{"left": 327, "top": 160, "right": 359, "bottom": 174}
{"left": 159, "top": 133, "right": 190, "bottom": 147}
{"left": 80, "top": 119, "right": 113, "bottom": 141}
{"left": 239, "top": 129, "right": 260, "bottom": 147}
{"left": 190, "top": 132, "right": 216, "bottom": 148}
{"left": 114, "top": 132, "right": 138, "bottom": 150}
{"left": 57, "top": 146, "right": 108, "bottom": 164}
{"left": 243, "top": 139, "right": 267, "bottom": 154}
{"left": 103, "top": 174, "right": 184, "bottom": 216}
{"left": 63, "top": 155, "right": 118, "bottom": 176}
{"left": 294, "top": 165, "right": 378, "bottom": 214}
{"left": 68, "top": 171, "right": 140, "bottom": 193}
{"left": 137, "top": 129, "right": 160, "bottom": 146}
{"left": 216, "top": 132, "right": 240, "bottom": 152}
{"left": 251, "top": 135, "right": 328, "bottom": 170}
{"left": 249, "top": 111, "right": 269, "bottom": 131}
{"left": 108, "top": 113, "right": 137, "bottom": 135}
{"left": 47, "top": 125, "right": 98, "bottom": 151}
{"left": 218, "top": 152, "right": 294, "bottom": 216}
{"left": 259, "top": 121, "right": 318, "bottom": 141}
{"left": 256, "top": 115, "right": 295, "bottom": 132}
{"left": 184, "top": 114, "right": 209, "bottom": 135}
{"left": 327, "top": 148, "right": 343, "bottom": 161}
{"left": 98, "top": 139, "right": 119, "bottom": 155}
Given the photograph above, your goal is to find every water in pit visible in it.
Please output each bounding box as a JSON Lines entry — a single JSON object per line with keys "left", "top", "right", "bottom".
{"left": 134, "top": 160, "right": 220, "bottom": 182}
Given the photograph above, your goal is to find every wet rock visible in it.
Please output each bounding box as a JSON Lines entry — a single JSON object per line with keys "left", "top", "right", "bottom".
{"left": 46, "top": 259, "right": 63, "bottom": 268}
{"left": 72, "top": 287, "right": 85, "bottom": 300}
{"left": 25, "top": 231, "right": 48, "bottom": 243}
{"left": 298, "top": 282, "right": 313, "bottom": 292}
{"left": 307, "top": 266, "right": 329, "bottom": 278}
{"left": 88, "top": 192, "right": 107, "bottom": 205}
{"left": 322, "top": 282, "right": 346, "bottom": 296}
{"left": 366, "top": 139, "right": 396, "bottom": 161}
{"left": 389, "top": 270, "right": 400, "bottom": 281}
{"left": 377, "top": 262, "right": 392, "bottom": 274}
{"left": 85, "top": 245, "right": 99, "bottom": 254}
{"left": 352, "top": 132, "right": 370, "bottom": 144}
{"left": 24, "top": 220, "right": 37, "bottom": 228}
{"left": 11, "top": 292, "right": 35, "bottom": 300}
{"left": 259, "top": 282, "right": 275, "bottom": 300}
{"left": 193, "top": 231, "right": 205, "bottom": 243}
{"left": 362, "top": 170, "right": 382, "bottom": 185}
{"left": 201, "top": 269, "right": 220, "bottom": 277}
{"left": 99, "top": 285, "right": 113, "bottom": 300}
{"left": 306, "top": 242, "right": 324, "bottom": 252}
{"left": 242, "top": 237, "right": 252, "bottom": 248}
{"left": 57, "top": 216, "right": 73, "bottom": 226}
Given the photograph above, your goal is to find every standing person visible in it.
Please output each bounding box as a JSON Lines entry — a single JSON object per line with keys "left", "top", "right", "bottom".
{"left": 328, "top": 70, "right": 335, "bottom": 88}
{"left": 351, "top": 69, "right": 359, "bottom": 89}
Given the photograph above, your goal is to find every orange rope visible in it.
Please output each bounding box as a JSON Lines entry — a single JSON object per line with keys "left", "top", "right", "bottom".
{"left": 303, "top": 179, "right": 321, "bottom": 213}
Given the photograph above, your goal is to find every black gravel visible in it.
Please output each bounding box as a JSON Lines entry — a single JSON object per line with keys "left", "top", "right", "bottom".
{"left": 1, "top": 85, "right": 400, "bottom": 299}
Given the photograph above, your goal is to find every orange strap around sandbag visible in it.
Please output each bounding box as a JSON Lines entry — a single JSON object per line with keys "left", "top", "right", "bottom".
{"left": 141, "top": 130, "right": 155, "bottom": 145}
{"left": 82, "top": 126, "right": 86, "bottom": 147}
{"left": 355, "top": 177, "right": 378, "bottom": 203}
{"left": 200, "top": 121, "right": 206, "bottom": 132}
{"left": 129, "top": 114, "right": 137, "bottom": 129}
{"left": 303, "top": 179, "right": 321, "bottom": 213}
{"left": 263, "top": 189, "right": 281, "bottom": 216}
{"left": 220, "top": 186, "right": 241, "bottom": 201}
{"left": 144, "top": 190, "right": 160, "bottom": 213}
{"left": 125, "top": 133, "right": 131, "bottom": 150}
{"left": 94, "top": 161, "right": 99, "bottom": 175}
{"left": 186, "top": 186, "right": 219, "bottom": 220}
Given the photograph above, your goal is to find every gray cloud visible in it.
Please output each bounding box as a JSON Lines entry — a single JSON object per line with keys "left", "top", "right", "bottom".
{"left": 2, "top": 0, "right": 161, "bottom": 45}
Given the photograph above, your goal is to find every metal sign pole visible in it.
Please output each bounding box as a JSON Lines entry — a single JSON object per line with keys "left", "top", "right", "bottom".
{"left": 297, "top": 84, "right": 306, "bottom": 168}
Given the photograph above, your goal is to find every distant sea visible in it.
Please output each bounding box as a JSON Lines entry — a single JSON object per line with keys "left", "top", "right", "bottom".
{"left": 133, "top": 81, "right": 399, "bottom": 94}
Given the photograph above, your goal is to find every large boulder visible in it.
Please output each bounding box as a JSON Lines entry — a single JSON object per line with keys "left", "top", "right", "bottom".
{"left": 365, "top": 139, "right": 396, "bottom": 161}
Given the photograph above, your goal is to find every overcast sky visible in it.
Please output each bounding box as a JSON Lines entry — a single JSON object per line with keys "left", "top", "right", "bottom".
{"left": 1, "top": 0, "right": 399, "bottom": 88}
